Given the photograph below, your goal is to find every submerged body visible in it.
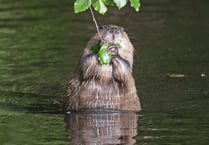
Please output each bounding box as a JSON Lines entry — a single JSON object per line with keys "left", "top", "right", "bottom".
{"left": 64, "top": 25, "right": 141, "bottom": 111}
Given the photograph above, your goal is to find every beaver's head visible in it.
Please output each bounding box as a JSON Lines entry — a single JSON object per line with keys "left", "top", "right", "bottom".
{"left": 99, "top": 25, "right": 134, "bottom": 66}
{"left": 84, "top": 25, "right": 135, "bottom": 66}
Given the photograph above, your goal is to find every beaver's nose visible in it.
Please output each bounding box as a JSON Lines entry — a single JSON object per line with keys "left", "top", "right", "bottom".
{"left": 109, "top": 27, "right": 120, "bottom": 34}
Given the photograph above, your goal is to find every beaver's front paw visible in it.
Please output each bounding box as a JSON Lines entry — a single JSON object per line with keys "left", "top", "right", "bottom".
{"left": 108, "top": 45, "right": 118, "bottom": 56}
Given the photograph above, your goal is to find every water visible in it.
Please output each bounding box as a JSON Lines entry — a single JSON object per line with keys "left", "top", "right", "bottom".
{"left": 0, "top": 0, "right": 209, "bottom": 144}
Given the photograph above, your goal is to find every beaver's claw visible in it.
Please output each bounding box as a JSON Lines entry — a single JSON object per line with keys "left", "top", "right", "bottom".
{"left": 107, "top": 45, "right": 118, "bottom": 56}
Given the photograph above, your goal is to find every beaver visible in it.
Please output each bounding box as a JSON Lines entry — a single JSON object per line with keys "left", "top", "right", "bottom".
{"left": 64, "top": 25, "right": 141, "bottom": 112}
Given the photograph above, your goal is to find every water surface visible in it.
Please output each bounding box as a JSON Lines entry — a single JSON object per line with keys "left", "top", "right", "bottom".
{"left": 0, "top": 0, "right": 209, "bottom": 144}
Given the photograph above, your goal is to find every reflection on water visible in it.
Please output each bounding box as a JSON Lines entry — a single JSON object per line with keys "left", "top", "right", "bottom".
{"left": 65, "top": 111, "right": 138, "bottom": 145}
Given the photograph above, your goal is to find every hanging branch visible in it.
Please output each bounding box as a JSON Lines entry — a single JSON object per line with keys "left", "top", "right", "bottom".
{"left": 89, "top": 7, "right": 102, "bottom": 39}
{"left": 74, "top": 0, "right": 141, "bottom": 40}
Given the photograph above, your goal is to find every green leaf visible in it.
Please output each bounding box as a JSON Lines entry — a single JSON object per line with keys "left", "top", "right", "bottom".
{"left": 130, "top": 0, "right": 141, "bottom": 12}
{"left": 104, "top": 0, "right": 116, "bottom": 6}
{"left": 74, "top": 0, "right": 92, "bottom": 13}
{"left": 98, "top": 42, "right": 112, "bottom": 65}
{"left": 73, "top": 0, "right": 141, "bottom": 14}
{"left": 91, "top": 43, "right": 100, "bottom": 53}
{"left": 92, "top": 0, "right": 108, "bottom": 15}
{"left": 113, "top": 0, "right": 128, "bottom": 9}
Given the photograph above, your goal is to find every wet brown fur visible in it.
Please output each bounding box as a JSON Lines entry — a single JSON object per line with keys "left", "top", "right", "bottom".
{"left": 64, "top": 25, "right": 141, "bottom": 111}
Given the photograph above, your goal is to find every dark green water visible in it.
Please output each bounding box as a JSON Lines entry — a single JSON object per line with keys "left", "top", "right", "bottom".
{"left": 0, "top": 0, "right": 209, "bottom": 144}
